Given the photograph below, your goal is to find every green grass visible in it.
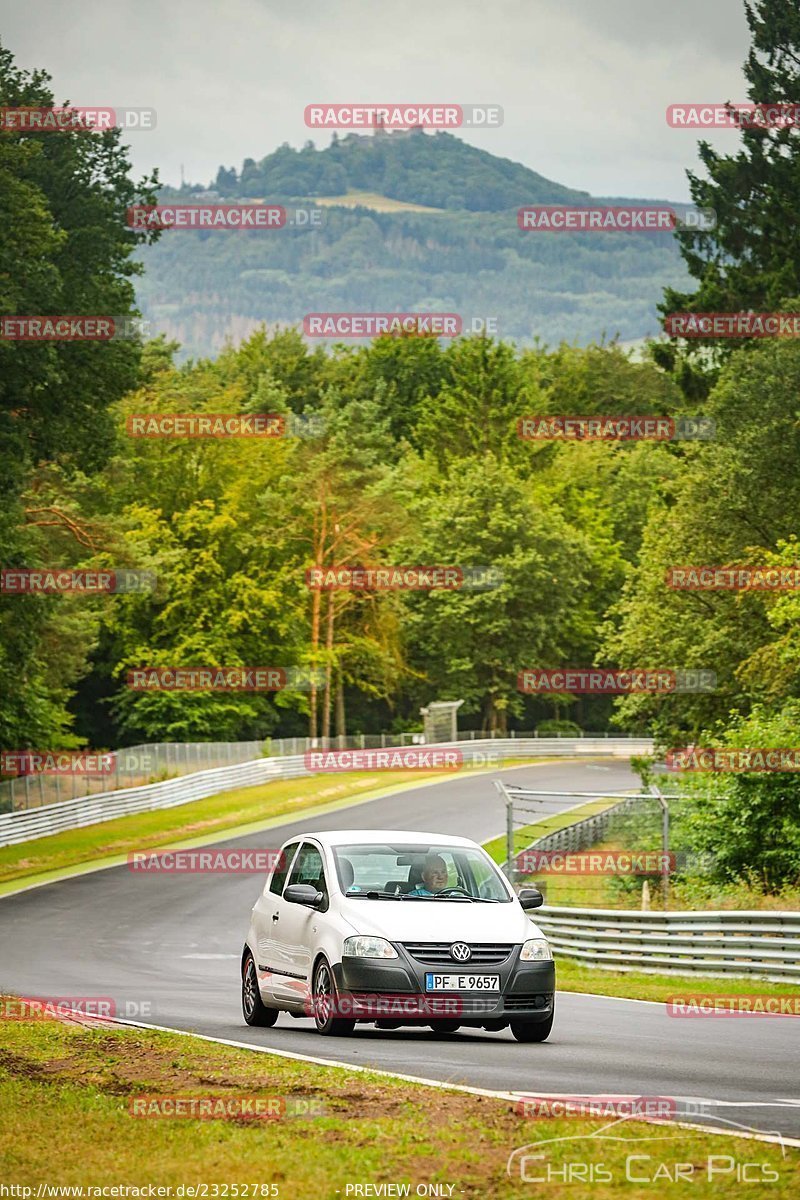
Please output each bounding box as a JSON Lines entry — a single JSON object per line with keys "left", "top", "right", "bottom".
{"left": 1, "top": 755, "right": 554, "bottom": 892}
{"left": 482, "top": 800, "right": 800, "bottom": 1004}
{"left": 1, "top": 1004, "right": 795, "bottom": 1197}
{"left": 555, "top": 957, "right": 799, "bottom": 1003}
{"left": 0, "top": 768, "right": 459, "bottom": 890}
{"left": 483, "top": 796, "right": 623, "bottom": 866}
{"left": 313, "top": 190, "right": 446, "bottom": 213}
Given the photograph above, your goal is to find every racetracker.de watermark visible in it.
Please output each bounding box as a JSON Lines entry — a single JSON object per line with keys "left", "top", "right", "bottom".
{"left": 0, "top": 749, "right": 174, "bottom": 777}
{"left": 0, "top": 106, "right": 156, "bottom": 131}
{"left": 0, "top": 316, "right": 150, "bottom": 341}
{"left": 304, "top": 103, "right": 502, "bottom": 128}
{"left": 126, "top": 205, "right": 322, "bottom": 230}
{"left": 127, "top": 849, "right": 284, "bottom": 873}
{"left": 666, "top": 747, "right": 800, "bottom": 771}
{"left": 127, "top": 666, "right": 323, "bottom": 691}
{"left": 301, "top": 993, "right": 481, "bottom": 1018}
{"left": 518, "top": 206, "right": 715, "bottom": 232}
{"left": 517, "top": 416, "right": 715, "bottom": 441}
{"left": 1, "top": 568, "right": 156, "bottom": 593}
{"left": 518, "top": 669, "right": 716, "bottom": 694}
{"left": 129, "top": 1095, "right": 326, "bottom": 1119}
{"left": 667, "top": 102, "right": 800, "bottom": 127}
{"left": 303, "top": 313, "right": 496, "bottom": 337}
{"left": 514, "top": 850, "right": 676, "bottom": 876}
{"left": 0, "top": 751, "right": 115, "bottom": 776}
{"left": 304, "top": 748, "right": 466, "bottom": 772}
{"left": 126, "top": 412, "right": 324, "bottom": 439}
{"left": 514, "top": 1095, "right": 678, "bottom": 1119}
{"left": 666, "top": 993, "right": 800, "bottom": 1016}
{"left": 127, "top": 413, "right": 284, "bottom": 438}
{"left": 664, "top": 312, "right": 800, "bottom": 338}
{"left": 666, "top": 565, "right": 800, "bottom": 590}
{"left": 305, "top": 565, "right": 503, "bottom": 591}
{"left": 1, "top": 996, "right": 154, "bottom": 1021}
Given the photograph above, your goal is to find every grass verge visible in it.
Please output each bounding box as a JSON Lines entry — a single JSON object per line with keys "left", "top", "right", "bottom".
{"left": 0, "top": 769, "right": 459, "bottom": 891}
{"left": 555, "top": 957, "right": 798, "bottom": 1003}
{"left": 1, "top": 756, "right": 552, "bottom": 893}
{"left": 482, "top": 802, "right": 799, "bottom": 1004}
{"left": 483, "top": 796, "right": 622, "bottom": 867}
{"left": 0, "top": 1003, "right": 795, "bottom": 1197}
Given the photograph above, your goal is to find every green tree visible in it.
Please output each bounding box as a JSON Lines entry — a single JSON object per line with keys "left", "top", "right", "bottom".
{"left": 680, "top": 702, "right": 800, "bottom": 891}
{"left": 0, "top": 42, "right": 158, "bottom": 749}
{"left": 399, "top": 455, "right": 595, "bottom": 733}
{"left": 658, "top": 0, "right": 800, "bottom": 361}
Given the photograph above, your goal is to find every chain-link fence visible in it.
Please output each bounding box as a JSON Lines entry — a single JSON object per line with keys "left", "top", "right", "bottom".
{"left": 496, "top": 781, "right": 677, "bottom": 909}
{"left": 0, "top": 729, "right": 646, "bottom": 814}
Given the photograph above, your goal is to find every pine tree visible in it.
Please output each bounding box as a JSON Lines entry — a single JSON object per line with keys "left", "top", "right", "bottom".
{"left": 657, "top": 0, "right": 800, "bottom": 361}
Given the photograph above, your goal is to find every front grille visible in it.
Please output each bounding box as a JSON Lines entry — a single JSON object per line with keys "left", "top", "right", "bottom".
{"left": 455, "top": 997, "right": 502, "bottom": 1015}
{"left": 504, "top": 993, "right": 552, "bottom": 1011}
{"left": 401, "top": 942, "right": 514, "bottom": 965}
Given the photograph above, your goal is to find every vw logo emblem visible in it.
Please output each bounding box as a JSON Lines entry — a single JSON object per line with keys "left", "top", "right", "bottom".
{"left": 450, "top": 942, "right": 472, "bottom": 962}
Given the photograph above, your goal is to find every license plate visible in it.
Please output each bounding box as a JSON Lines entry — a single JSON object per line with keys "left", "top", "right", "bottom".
{"left": 425, "top": 973, "right": 500, "bottom": 991}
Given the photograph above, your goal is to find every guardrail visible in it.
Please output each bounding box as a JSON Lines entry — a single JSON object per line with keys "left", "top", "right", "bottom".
{"left": 534, "top": 906, "right": 800, "bottom": 982}
{"left": 0, "top": 736, "right": 652, "bottom": 847}
{"left": 0, "top": 740, "right": 268, "bottom": 812}
{"left": 501, "top": 782, "right": 799, "bottom": 982}
{"left": 499, "top": 785, "right": 646, "bottom": 879}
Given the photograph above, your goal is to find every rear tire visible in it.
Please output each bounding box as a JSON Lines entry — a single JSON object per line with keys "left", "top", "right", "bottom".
{"left": 242, "top": 952, "right": 279, "bottom": 1027}
{"left": 510, "top": 1012, "right": 553, "bottom": 1042}
{"left": 312, "top": 958, "right": 356, "bottom": 1036}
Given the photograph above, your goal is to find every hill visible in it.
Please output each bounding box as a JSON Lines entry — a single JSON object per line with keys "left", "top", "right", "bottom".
{"left": 211, "top": 128, "right": 592, "bottom": 211}
{"left": 135, "top": 132, "right": 691, "bottom": 358}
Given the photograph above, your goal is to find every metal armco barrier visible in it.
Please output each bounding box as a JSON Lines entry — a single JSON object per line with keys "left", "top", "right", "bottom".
{"left": 0, "top": 737, "right": 652, "bottom": 847}
{"left": 500, "top": 782, "right": 799, "bottom": 982}
{"left": 534, "top": 906, "right": 800, "bottom": 983}
{"left": 498, "top": 783, "right": 647, "bottom": 880}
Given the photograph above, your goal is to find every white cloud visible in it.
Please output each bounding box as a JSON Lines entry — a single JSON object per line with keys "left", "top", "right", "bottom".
{"left": 3, "top": 0, "right": 752, "bottom": 198}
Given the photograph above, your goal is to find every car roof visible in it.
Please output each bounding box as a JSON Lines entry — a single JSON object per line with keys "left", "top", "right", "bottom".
{"left": 292, "top": 829, "right": 480, "bottom": 848}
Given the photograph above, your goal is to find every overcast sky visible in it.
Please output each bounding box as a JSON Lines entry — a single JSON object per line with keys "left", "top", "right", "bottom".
{"left": 4, "top": 0, "right": 752, "bottom": 199}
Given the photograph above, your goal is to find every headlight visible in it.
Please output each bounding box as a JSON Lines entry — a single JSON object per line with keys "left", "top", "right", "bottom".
{"left": 520, "top": 938, "right": 552, "bottom": 961}
{"left": 343, "top": 935, "right": 398, "bottom": 959}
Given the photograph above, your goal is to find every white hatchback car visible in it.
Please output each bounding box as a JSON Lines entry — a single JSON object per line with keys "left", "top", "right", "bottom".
{"left": 242, "top": 829, "right": 555, "bottom": 1042}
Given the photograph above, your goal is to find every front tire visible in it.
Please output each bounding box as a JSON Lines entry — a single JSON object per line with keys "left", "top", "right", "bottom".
{"left": 429, "top": 1020, "right": 461, "bottom": 1034}
{"left": 312, "top": 958, "right": 356, "bottom": 1036}
{"left": 242, "top": 952, "right": 279, "bottom": 1027}
{"left": 510, "top": 1012, "right": 553, "bottom": 1042}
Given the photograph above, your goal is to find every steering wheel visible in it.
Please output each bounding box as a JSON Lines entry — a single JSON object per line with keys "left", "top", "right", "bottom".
{"left": 433, "top": 886, "right": 472, "bottom": 898}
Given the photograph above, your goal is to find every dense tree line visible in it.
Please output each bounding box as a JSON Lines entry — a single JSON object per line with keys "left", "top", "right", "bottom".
{"left": 211, "top": 130, "right": 590, "bottom": 212}
{"left": 2, "top": 0, "right": 800, "bottom": 891}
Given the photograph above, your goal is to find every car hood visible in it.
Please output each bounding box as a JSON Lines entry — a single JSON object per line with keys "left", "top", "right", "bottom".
{"left": 339, "top": 897, "right": 542, "bottom": 943}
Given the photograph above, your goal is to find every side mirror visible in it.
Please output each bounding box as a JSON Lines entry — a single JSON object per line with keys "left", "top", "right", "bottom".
{"left": 283, "top": 883, "right": 324, "bottom": 907}
{"left": 517, "top": 887, "right": 544, "bottom": 910}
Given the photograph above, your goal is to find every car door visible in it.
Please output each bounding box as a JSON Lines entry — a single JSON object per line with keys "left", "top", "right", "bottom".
{"left": 270, "top": 840, "right": 329, "bottom": 1006}
{"left": 249, "top": 840, "right": 301, "bottom": 1002}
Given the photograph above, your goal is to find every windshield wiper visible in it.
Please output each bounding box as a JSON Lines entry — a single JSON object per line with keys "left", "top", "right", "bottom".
{"left": 406, "top": 893, "right": 473, "bottom": 902}
{"left": 346, "top": 890, "right": 404, "bottom": 900}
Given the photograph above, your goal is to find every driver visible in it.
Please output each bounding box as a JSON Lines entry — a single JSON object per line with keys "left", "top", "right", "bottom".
{"left": 410, "top": 853, "right": 449, "bottom": 896}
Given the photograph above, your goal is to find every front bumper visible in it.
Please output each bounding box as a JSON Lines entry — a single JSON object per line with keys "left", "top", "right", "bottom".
{"left": 333, "top": 942, "right": 555, "bottom": 1024}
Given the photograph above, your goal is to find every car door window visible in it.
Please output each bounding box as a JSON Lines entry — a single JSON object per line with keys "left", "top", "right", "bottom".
{"left": 464, "top": 851, "right": 507, "bottom": 898}
{"left": 268, "top": 841, "right": 300, "bottom": 895}
{"left": 288, "top": 842, "right": 327, "bottom": 901}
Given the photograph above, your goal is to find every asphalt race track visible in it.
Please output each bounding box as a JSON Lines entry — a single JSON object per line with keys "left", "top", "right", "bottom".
{"left": 1, "top": 759, "right": 798, "bottom": 1142}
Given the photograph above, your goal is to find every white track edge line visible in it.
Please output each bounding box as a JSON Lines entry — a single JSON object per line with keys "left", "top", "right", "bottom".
{"left": 0, "top": 757, "right": 587, "bottom": 900}
{"left": 66, "top": 1011, "right": 800, "bottom": 1150}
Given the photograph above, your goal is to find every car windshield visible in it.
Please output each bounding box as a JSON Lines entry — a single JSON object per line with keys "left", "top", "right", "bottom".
{"left": 332, "top": 842, "right": 511, "bottom": 901}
